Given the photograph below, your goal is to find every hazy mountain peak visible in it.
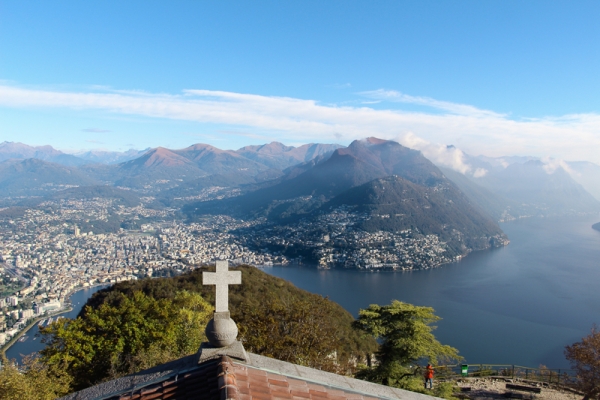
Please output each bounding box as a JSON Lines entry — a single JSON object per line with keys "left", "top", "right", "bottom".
{"left": 0, "top": 141, "right": 30, "bottom": 150}
{"left": 0, "top": 141, "right": 86, "bottom": 166}
{"left": 363, "top": 137, "right": 389, "bottom": 146}
{"left": 244, "top": 141, "right": 293, "bottom": 154}
{"left": 74, "top": 148, "right": 149, "bottom": 165}
{"left": 235, "top": 141, "right": 342, "bottom": 170}
{"left": 129, "top": 147, "right": 195, "bottom": 168}
{"left": 524, "top": 159, "right": 543, "bottom": 167}
{"left": 0, "top": 141, "right": 61, "bottom": 156}
{"left": 184, "top": 143, "right": 223, "bottom": 153}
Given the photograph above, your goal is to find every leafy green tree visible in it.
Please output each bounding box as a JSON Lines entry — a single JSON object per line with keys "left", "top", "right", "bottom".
{"left": 353, "top": 300, "right": 461, "bottom": 395}
{"left": 238, "top": 296, "right": 344, "bottom": 372}
{"left": 565, "top": 325, "right": 600, "bottom": 400}
{"left": 0, "top": 355, "right": 72, "bottom": 400}
{"left": 40, "top": 290, "right": 212, "bottom": 390}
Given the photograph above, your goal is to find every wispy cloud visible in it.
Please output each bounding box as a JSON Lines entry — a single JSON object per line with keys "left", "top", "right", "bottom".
{"left": 540, "top": 156, "right": 574, "bottom": 175}
{"left": 328, "top": 83, "right": 352, "bottom": 89}
{"left": 360, "top": 89, "right": 505, "bottom": 118}
{"left": 1, "top": 84, "right": 600, "bottom": 164}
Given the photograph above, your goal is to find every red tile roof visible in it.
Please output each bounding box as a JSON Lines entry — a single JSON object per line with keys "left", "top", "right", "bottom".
{"left": 113, "top": 359, "right": 220, "bottom": 400}
{"left": 112, "top": 356, "right": 383, "bottom": 400}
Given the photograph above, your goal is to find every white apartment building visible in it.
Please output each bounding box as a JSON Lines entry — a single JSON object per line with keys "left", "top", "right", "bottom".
{"left": 6, "top": 296, "right": 18, "bottom": 307}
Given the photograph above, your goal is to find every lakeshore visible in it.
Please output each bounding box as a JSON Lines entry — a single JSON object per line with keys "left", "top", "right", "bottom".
{"left": 0, "top": 307, "right": 72, "bottom": 355}
{"left": 3, "top": 284, "right": 110, "bottom": 362}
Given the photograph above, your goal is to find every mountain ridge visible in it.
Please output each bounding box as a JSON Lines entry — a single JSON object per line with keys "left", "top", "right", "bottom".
{"left": 0, "top": 141, "right": 87, "bottom": 166}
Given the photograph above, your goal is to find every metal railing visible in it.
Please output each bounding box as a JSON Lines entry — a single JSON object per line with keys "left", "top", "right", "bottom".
{"left": 433, "top": 364, "right": 578, "bottom": 388}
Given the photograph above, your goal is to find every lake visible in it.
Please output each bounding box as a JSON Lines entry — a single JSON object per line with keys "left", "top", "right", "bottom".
{"left": 5, "top": 216, "right": 599, "bottom": 369}
{"left": 264, "top": 215, "right": 600, "bottom": 369}
{"left": 5, "top": 285, "right": 109, "bottom": 363}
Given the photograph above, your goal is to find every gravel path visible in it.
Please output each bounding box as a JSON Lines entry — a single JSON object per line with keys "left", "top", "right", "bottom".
{"left": 453, "top": 378, "right": 582, "bottom": 400}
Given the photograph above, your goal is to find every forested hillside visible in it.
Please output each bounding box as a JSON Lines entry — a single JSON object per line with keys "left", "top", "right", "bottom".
{"left": 40, "top": 266, "right": 377, "bottom": 390}
{"left": 85, "top": 265, "right": 376, "bottom": 361}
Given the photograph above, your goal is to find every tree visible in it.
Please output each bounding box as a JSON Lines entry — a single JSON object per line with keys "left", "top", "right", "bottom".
{"left": 40, "top": 290, "right": 212, "bottom": 390}
{"left": 238, "top": 296, "right": 344, "bottom": 372}
{"left": 0, "top": 355, "right": 72, "bottom": 400}
{"left": 353, "top": 300, "right": 461, "bottom": 393}
{"left": 565, "top": 325, "right": 600, "bottom": 399}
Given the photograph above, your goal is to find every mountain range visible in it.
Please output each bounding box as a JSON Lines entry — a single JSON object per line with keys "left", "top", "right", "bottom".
{"left": 0, "top": 141, "right": 341, "bottom": 200}
{"left": 0, "top": 142, "right": 88, "bottom": 166}
{"left": 0, "top": 137, "right": 600, "bottom": 244}
{"left": 0, "top": 142, "right": 150, "bottom": 165}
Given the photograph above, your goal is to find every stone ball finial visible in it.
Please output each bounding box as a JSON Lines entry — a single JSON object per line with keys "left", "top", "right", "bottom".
{"left": 205, "top": 311, "right": 238, "bottom": 347}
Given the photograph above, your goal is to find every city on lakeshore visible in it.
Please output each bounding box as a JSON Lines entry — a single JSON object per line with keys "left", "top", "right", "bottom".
{"left": 0, "top": 193, "right": 474, "bottom": 346}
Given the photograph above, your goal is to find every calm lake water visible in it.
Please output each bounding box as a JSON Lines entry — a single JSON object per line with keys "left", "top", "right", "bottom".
{"left": 5, "top": 216, "right": 599, "bottom": 369}
{"left": 5, "top": 285, "right": 109, "bottom": 363}
{"left": 264, "top": 215, "right": 600, "bottom": 369}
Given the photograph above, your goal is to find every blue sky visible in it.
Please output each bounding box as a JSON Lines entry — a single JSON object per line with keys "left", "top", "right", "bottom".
{"left": 1, "top": 1, "right": 600, "bottom": 165}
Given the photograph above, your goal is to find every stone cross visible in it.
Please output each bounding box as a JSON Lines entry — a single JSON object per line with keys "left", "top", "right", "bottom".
{"left": 202, "top": 260, "right": 241, "bottom": 313}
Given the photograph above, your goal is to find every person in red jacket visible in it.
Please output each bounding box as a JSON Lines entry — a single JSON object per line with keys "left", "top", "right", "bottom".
{"left": 424, "top": 364, "right": 434, "bottom": 389}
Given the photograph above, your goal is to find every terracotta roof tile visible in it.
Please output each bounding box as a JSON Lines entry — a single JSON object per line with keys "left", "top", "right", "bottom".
{"left": 268, "top": 379, "right": 289, "bottom": 388}
{"left": 270, "top": 385, "right": 292, "bottom": 393}
{"left": 289, "top": 390, "right": 312, "bottom": 398}
{"left": 250, "top": 395, "right": 272, "bottom": 400}
{"left": 270, "top": 388, "right": 293, "bottom": 397}
{"left": 307, "top": 384, "right": 327, "bottom": 392}
{"left": 306, "top": 392, "right": 329, "bottom": 399}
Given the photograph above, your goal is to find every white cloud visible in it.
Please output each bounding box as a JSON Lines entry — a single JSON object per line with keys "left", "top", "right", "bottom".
{"left": 398, "top": 132, "right": 485, "bottom": 176}
{"left": 540, "top": 156, "right": 574, "bottom": 175}
{"left": 473, "top": 168, "right": 488, "bottom": 178}
{"left": 1, "top": 84, "right": 600, "bottom": 164}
